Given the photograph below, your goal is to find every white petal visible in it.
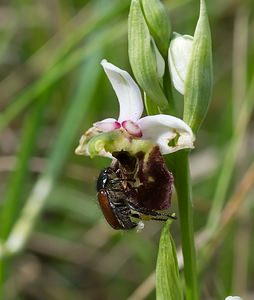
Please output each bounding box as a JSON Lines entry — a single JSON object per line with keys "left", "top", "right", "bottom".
{"left": 101, "top": 59, "right": 143, "bottom": 122}
{"left": 151, "top": 39, "right": 165, "bottom": 78}
{"left": 138, "top": 114, "right": 195, "bottom": 154}
{"left": 168, "top": 33, "right": 193, "bottom": 95}
{"left": 93, "top": 118, "right": 120, "bottom": 132}
{"left": 225, "top": 297, "right": 242, "bottom": 300}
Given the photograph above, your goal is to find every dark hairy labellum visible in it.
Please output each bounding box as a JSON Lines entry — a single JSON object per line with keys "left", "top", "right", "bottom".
{"left": 96, "top": 146, "right": 175, "bottom": 230}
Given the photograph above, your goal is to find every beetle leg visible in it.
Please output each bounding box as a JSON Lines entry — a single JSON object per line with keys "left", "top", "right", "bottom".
{"left": 128, "top": 203, "right": 177, "bottom": 220}
{"left": 130, "top": 212, "right": 176, "bottom": 222}
{"left": 150, "top": 214, "right": 176, "bottom": 221}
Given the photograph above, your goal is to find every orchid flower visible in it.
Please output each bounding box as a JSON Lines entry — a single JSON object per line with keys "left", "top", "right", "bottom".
{"left": 225, "top": 297, "right": 243, "bottom": 300}
{"left": 75, "top": 59, "right": 195, "bottom": 158}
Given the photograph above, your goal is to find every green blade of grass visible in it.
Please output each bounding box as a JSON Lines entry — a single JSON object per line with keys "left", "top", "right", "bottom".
{"left": 0, "top": 50, "right": 102, "bottom": 257}
{"left": 0, "top": 22, "right": 126, "bottom": 132}
{"left": 0, "top": 96, "right": 49, "bottom": 297}
{"left": 0, "top": 0, "right": 129, "bottom": 104}
{"left": 0, "top": 98, "right": 48, "bottom": 240}
{"left": 206, "top": 73, "right": 254, "bottom": 232}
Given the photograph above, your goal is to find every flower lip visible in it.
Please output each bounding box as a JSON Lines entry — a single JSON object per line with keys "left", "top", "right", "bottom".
{"left": 96, "top": 148, "right": 176, "bottom": 230}
{"left": 113, "top": 146, "right": 173, "bottom": 211}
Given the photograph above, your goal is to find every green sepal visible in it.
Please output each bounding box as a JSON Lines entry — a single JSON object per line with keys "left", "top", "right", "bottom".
{"left": 183, "top": 0, "right": 213, "bottom": 133}
{"left": 144, "top": 93, "right": 161, "bottom": 115}
{"left": 156, "top": 220, "right": 182, "bottom": 300}
{"left": 141, "top": 0, "right": 171, "bottom": 58}
{"left": 128, "top": 0, "right": 168, "bottom": 111}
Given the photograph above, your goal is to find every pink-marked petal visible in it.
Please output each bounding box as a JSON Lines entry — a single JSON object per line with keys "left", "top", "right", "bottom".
{"left": 93, "top": 118, "right": 120, "bottom": 132}
{"left": 122, "top": 120, "right": 142, "bottom": 137}
{"left": 138, "top": 115, "right": 195, "bottom": 154}
{"left": 101, "top": 59, "right": 143, "bottom": 122}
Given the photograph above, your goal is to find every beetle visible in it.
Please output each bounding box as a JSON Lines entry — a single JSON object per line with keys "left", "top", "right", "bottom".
{"left": 96, "top": 167, "right": 137, "bottom": 229}
{"left": 96, "top": 165, "right": 176, "bottom": 230}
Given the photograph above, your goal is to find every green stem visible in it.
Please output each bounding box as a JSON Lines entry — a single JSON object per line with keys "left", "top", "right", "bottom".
{"left": 172, "top": 150, "right": 199, "bottom": 300}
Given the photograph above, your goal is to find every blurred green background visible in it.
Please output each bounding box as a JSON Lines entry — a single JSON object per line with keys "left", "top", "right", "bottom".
{"left": 0, "top": 0, "right": 254, "bottom": 299}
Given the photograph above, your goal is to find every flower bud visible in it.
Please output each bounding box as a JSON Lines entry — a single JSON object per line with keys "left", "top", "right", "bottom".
{"left": 128, "top": 0, "right": 168, "bottom": 111}
{"left": 168, "top": 33, "right": 193, "bottom": 95}
{"left": 183, "top": 0, "right": 213, "bottom": 133}
{"left": 141, "top": 0, "right": 171, "bottom": 57}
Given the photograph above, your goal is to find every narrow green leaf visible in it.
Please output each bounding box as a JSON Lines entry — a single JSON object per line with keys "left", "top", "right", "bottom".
{"left": 183, "top": 0, "right": 213, "bottom": 133}
{"left": 45, "top": 52, "right": 102, "bottom": 180}
{"left": 156, "top": 220, "right": 182, "bottom": 300}
{"left": 1, "top": 51, "right": 102, "bottom": 257}
{"left": 128, "top": 0, "right": 168, "bottom": 111}
{"left": 0, "top": 22, "right": 126, "bottom": 133}
{"left": 0, "top": 97, "right": 47, "bottom": 240}
{"left": 141, "top": 0, "right": 171, "bottom": 57}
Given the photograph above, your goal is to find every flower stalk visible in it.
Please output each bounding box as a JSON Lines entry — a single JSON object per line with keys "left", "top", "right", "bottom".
{"left": 171, "top": 150, "right": 199, "bottom": 300}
